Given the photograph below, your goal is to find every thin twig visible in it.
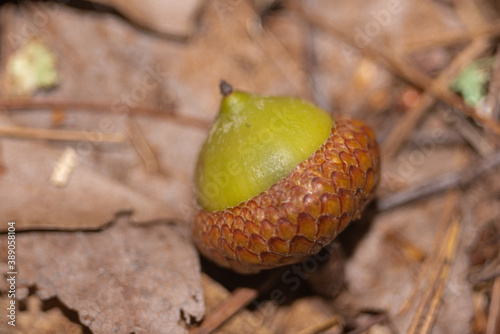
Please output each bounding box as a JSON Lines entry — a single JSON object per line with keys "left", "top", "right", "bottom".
{"left": 402, "top": 21, "right": 500, "bottom": 52}
{"left": 406, "top": 214, "right": 461, "bottom": 334}
{"left": 126, "top": 119, "right": 159, "bottom": 173}
{"left": 469, "top": 259, "right": 500, "bottom": 284}
{"left": 382, "top": 38, "right": 492, "bottom": 158}
{"left": 440, "top": 107, "right": 496, "bottom": 159}
{"left": 484, "top": 43, "right": 500, "bottom": 120}
{"left": 0, "top": 98, "right": 171, "bottom": 116}
{"left": 0, "top": 98, "right": 210, "bottom": 129}
{"left": 486, "top": 276, "right": 500, "bottom": 334}
{"left": 288, "top": 3, "right": 500, "bottom": 139}
{"left": 191, "top": 287, "right": 259, "bottom": 334}
{"left": 397, "top": 191, "right": 459, "bottom": 315}
{"left": 190, "top": 270, "right": 282, "bottom": 334}
{"left": 0, "top": 125, "right": 127, "bottom": 143}
{"left": 382, "top": 0, "right": 494, "bottom": 158}
{"left": 419, "top": 219, "right": 461, "bottom": 334}
{"left": 0, "top": 140, "right": 5, "bottom": 175}
{"left": 385, "top": 230, "right": 427, "bottom": 263}
{"left": 377, "top": 150, "right": 500, "bottom": 211}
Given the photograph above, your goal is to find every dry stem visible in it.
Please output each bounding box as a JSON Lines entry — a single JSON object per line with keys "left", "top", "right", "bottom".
{"left": 288, "top": 3, "right": 500, "bottom": 146}
{"left": 405, "top": 204, "right": 462, "bottom": 334}
{"left": 402, "top": 21, "right": 500, "bottom": 52}
{"left": 0, "top": 98, "right": 210, "bottom": 129}
{"left": 377, "top": 150, "right": 500, "bottom": 211}
{"left": 0, "top": 125, "right": 127, "bottom": 143}
{"left": 486, "top": 276, "right": 500, "bottom": 334}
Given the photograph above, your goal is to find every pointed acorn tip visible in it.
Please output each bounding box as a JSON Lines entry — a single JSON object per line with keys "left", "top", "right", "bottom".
{"left": 220, "top": 80, "right": 233, "bottom": 97}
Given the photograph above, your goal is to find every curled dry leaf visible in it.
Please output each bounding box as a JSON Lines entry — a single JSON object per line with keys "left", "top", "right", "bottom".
{"left": 0, "top": 218, "right": 205, "bottom": 334}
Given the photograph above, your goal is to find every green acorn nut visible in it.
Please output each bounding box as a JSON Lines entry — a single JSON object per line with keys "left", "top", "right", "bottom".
{"left": 193, "top": 81, "right": 380, "bottom": 274}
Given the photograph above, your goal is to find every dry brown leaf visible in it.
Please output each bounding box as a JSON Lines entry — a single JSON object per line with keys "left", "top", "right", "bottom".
{"left": 166, "top": 0, "right": 311, "bottom": 121}
{"left": 1, "top": 1, "right": 498, "bottom": 333}
{"left": 0, "top": 217, "right": 204, "bottom": 334}
{"left": 0, "top": 116, "right": 174, "bottom": 229}
{"left": 89, "top": 0, "right": 204, "bottom": 37}
{"left": 0, "top": 294, "right": 84, "bottom": 334}
{"left": 343, "top": 197, "right": 474, "bottom": 334}
{"left": 0, "top": 0, "right": 312, "bottom": 230}
{"left": 265, "top": 296, "right": 341, "bottom": 334}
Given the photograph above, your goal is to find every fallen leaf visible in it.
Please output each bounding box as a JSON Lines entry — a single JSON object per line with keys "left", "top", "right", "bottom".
{"left": 0, "top": 1, "right": 497, "bottom": 333}
{"left": 0, "top": 115, "right": 175, "bottom": 229}
{"left": 0, "top": 1, "right": 310, "bottom": 230}
{"left": 265, "top": 296, "right": 340, "bottom": 334}
{"left": 344, "top": 198, "right": 474, "bottom": 334}
{"left": 450, "top": 57, "right": 494, "bottom": 107}
{"left": 0, "top": 294, "right": 84, "bottom": 334}
{"left": 90, "top": 0, "right": 204, "bottom": 37}
{"left": 4, "top": 39, "right": 59, "bottom": 96}
{"left": 0, "top": 216, "right": 204, "bottom": 334}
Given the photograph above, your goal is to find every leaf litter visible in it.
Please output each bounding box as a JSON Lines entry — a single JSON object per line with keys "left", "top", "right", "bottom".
{"left": 0, "top": 215, "right": 204, "bottom": 334}
{"left": 0, "top": 0, "right": 499, "bottom": 333}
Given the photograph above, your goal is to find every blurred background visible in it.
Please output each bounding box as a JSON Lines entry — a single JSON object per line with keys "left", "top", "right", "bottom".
{"left": 0, "top": 0, "right": 499, "bottom": 333}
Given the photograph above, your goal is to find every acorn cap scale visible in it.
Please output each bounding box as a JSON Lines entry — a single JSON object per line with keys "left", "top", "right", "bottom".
{"left": 193, "top": 82, "right": 380, "bottom": 274}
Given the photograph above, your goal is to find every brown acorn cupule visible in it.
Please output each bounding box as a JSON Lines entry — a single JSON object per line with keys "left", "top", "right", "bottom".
{"left": 193, "top": 117, "right": 380, "bottom": 274}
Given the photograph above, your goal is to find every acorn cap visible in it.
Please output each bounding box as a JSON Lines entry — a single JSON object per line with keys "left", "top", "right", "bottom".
{"left": 193, "top": 82, "right": 380, "bottom": 274}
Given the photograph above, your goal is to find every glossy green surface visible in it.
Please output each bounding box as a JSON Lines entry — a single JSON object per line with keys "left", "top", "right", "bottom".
{"left": 195, "top": 90, "right": 334, "bottom": 212}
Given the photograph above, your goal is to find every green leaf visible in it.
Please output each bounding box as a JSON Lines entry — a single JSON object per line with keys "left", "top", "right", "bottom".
{"left": 450, "top": 57, "right": 494, "bottom": 106}
{"left": 6, "top": 39, "right": 59, "bottom": 96}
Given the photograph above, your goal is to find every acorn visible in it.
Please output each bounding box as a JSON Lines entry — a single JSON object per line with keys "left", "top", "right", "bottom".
{"left": 193, "top": 81, "right": 380, "bottom": 274}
